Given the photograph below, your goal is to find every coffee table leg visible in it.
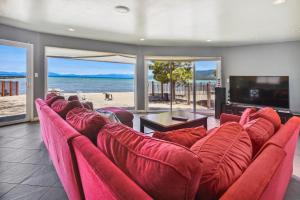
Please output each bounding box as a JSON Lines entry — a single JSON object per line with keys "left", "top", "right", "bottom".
{"left": 140, "top": 120, "right": 145, "bottom": 133}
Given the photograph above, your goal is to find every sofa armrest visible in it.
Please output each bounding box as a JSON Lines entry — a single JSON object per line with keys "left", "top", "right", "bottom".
{"left": 220, "top": 145, "right": 286, "bottom": 200}
{"left": 72, "top": 136, "right": 153, "bottom": 200}
{"left": 220, "top": 113, "right": 241, "bottom": 125}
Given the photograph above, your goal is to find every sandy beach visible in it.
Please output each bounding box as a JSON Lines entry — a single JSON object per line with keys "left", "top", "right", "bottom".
{"left": 0, "top": 92, "right": 213, "bottom": 117}
{"left": 0, "top": 92, "right": 136, "bottom": 117}
{"left": 64, "top": 92, "right": 135, "bottom": 109}
{"left": 0, "top": 95, "right": 26, "bottom": 117}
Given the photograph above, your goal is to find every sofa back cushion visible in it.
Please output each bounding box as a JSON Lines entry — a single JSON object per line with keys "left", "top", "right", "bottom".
{"left": 68, "top": 95, "right": 79, "bottom": 101}
{"left": 45, "top": 95, "right": 65, "bottom": 106}
{"left": 97, "top": 123, "right": 203, "bottom": 200}
{"left": 254, "top": 116, "right": 300, "bottom": 159}
{"left": 51, "top": 99, "right": 83, "bottom": 119}
{"left": 250, "top": 107, "right": 281, "bottom": 131}
{"left": 153, "top": 126, "right": 207, "bottom": 148}
{"left": 66, "top": 107, "right": 109, "bottom": 143}
{"left": 46, "top": 92, "right": 57, "bottom": 100}
{"left": 190, "top": 122, "right": 252, "bottom": 200}
{"left": 239, "top": 108, "right": 257, "bottom": 125}
{"left": 243, "top": 117, "right": 275, "bottom": 156}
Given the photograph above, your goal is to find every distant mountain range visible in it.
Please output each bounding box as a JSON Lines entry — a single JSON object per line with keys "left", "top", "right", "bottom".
{"left": 195, "top": 69, "right": 216, "bottom": 80}
{"left": 0, "top": 69, "right": 215, "bottom": 80}
{"left": 0, "top": 71, "right": 26, "bottom": 77}
{"left": 0, "top": 71, "right": 134, "bottom": 79}
{"left": 48, "top": 72, "right": 134, "bottom": 79}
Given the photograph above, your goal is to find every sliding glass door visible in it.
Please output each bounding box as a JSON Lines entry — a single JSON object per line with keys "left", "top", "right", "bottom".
{"left": 147, "top": 60, "right": 194, "bottom": 112}
{"left": 146, "top": 57, "right": 221, "bottom": 115}
{"left": 169, "top": 61, "right": 194, "bottom": 112}
{"left": 0, "top": 40, "right": 33, "bottom": 125}
{"left": 193, "top": 60, "right": 221, "bottom": 115}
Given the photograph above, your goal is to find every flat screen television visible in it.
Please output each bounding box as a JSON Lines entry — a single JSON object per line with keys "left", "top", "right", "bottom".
{"left": 229, "top": 76, "right": 289, "bottom": 109}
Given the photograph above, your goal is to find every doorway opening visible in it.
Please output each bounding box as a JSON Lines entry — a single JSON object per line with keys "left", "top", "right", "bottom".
{"left": 0, "top": 40, "right": 33, "bottom": 126}
{"left": 45, "top": 47, "right": 137, "bottom": 110}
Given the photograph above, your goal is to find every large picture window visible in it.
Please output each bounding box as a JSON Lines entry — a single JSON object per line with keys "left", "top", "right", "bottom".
{"left": 46, "top": 47, "right": 136, "bottom": 110}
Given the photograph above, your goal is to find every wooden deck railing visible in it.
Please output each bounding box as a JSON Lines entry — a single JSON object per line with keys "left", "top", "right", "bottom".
{"left": 148, "top": 81, "right": 216, "bottom": 108}
{"left": 1, "top": 80, "right": 19, "bottom": 96}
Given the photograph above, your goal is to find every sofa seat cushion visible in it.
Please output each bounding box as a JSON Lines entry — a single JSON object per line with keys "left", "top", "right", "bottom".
{"left": 82, "top": 102, "right": 94, "bottom": 110}
{"left": 153, "top": 126, "right": 207, "bottom": 148}
{"left": 243, "top": 117, "right": 275, "bottom": 156}
{"left": 66, "top": 107, "right": 109, "bottom": 143}
{"left": 51, "top": 99, "right": 83, "bottom": 119}
{"left": 250, "top": 107, "right": 281, "bottom": 131}
{"left": 97, "top": 123, "right": 203, "bottom": 200}
{"left": 45, "top": 95, "right": 65, "bottom": 106}
{"left": 239, "top": 107, "right": 257, "bottom": 125}
{"left": 190, "top": 122, "right": 252, "bottom": 200}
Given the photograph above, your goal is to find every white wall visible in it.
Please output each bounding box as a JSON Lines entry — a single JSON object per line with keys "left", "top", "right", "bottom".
{"left": 221, "top": 42, "right": 300, "bottom": 112}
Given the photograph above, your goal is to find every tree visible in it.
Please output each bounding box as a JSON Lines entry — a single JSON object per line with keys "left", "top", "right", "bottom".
{"left": 168, "top": 62, "right": 192, "bottom": 101}
{"left": 149, "top": 61, "right": 170, "bottom": 99}
{"left": 149, "top": 61, "right": 193, "bottom": 101}
{"left": 171, "top": 65, "right": 192, "bottom": 84}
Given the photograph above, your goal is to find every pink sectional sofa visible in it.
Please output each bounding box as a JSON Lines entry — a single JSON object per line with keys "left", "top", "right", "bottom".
{"left": 35, "top": 98, "right": 300, "bottom": 200}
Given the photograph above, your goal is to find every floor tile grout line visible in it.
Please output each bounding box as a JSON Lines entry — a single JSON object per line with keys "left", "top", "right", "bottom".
{"left": 0, "top": 183, "right": 18, "bottom": 198}
{"left": 38, "top": 188, "right": 51, "bottom": 200}
{"left": 0, "top": 180, "right": 62, "bottom": 188}
{"left": 0, "top": 161, "right": 50, "bottom": 165}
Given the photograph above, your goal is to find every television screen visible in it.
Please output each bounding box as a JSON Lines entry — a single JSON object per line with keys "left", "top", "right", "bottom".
{"left": 230, "top": 76, "right": 289, "bottom": 108}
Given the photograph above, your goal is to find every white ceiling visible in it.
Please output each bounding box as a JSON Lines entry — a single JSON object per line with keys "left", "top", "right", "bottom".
{"left": 46, "top": 47, "right": 137, "bottom": 64}
{"left": 0, "top": 0, "right": 300, "bottom": 46}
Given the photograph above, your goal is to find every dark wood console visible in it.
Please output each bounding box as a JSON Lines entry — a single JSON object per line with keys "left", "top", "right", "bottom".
{"left": 222, "top": 103, "right": 295, "bottom": 123}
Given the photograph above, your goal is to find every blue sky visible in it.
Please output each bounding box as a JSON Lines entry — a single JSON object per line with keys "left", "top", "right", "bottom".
{"left": 0, "top": 44, "right": 135, "bottom": 75}
{"left": 0, "top": 45, "right": 26, "bottom": 72}
{"left": 48, "top": 58, "right": 134, "bottom": 75}
{"left": 195, "top": 61, "right": 217, "bottom": 71}
{"left": 0, "top": 44, "right": 217, "bottom": 74}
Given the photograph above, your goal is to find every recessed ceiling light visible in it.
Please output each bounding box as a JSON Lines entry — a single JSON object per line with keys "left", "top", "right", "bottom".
{"left": 115, "top": 5, "right": 130, "bottom": 13}
{"left": 68, "top": 28, "right": 75, "bottom": 32}
{"left": 273, "top": 0, "right": 286, "bottom": 5}
{"left": 139, "top": 38, "right": 145, "bottom": 41}
{"left": 206, "top": 40, "right": 212, "bottom": 42}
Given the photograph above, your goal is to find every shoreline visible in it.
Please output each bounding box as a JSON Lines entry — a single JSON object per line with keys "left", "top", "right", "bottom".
{"left": 0, "top": 92, "right": 213, "bottom": 117}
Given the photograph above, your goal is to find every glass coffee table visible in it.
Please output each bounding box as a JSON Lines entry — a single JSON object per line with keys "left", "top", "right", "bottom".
{"left": 140, "top": 111, "right": 208, "bottom": 133}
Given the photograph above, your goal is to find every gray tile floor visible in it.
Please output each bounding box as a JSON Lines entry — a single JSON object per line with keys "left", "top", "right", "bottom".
{"left": 0, "top": 116, "right": 299, "bottom": 200}
{"left": 0, "top": 122, "right": 67, "bottom": 200}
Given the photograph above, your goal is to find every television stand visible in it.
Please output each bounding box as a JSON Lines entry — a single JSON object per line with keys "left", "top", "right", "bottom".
{"left": 222, "top": 103, "right": 293, "bottom": 123}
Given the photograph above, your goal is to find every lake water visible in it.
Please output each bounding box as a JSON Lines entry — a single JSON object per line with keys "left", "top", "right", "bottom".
{"left": 48, "top": 77, "right": 134, "bottom": 93}
{"left": 3, "top": 77, "right": 216, "bottom": 94}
